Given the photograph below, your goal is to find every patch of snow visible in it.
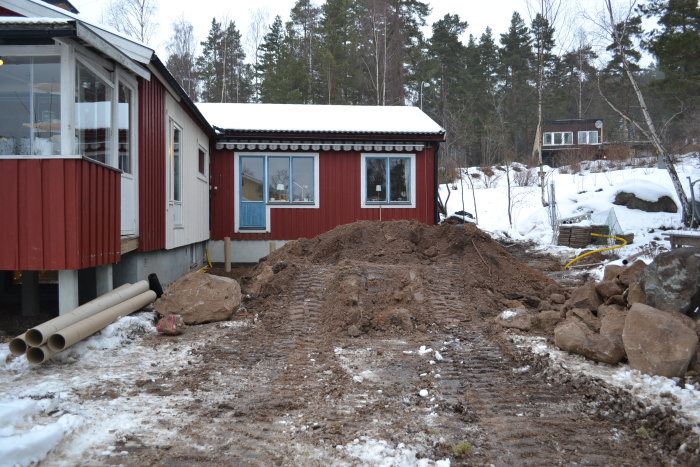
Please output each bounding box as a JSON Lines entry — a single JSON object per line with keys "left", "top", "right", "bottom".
{"left": 500, "top": 310, "right": 518, "bottom": 320}
{"left": 418, "top": 346, "right": 432, "bottom": 355}
{"left": 419, "top": 389, "right": 429, "bottom": 398}
{"left": 513, "top": 335, "right": 700, "bottom": 428}
{"left": 340, "top": 436, "right": 450, "bottom": 467}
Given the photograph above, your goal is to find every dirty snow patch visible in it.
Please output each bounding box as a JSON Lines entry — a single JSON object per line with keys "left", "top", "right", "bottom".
{"left": 339, "top": 436, "right": 450, "bottom": 466}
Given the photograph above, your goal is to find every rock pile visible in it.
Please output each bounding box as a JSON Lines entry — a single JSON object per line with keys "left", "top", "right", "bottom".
{"left": 499, "top": 247, "right": 700, "bottom": 378}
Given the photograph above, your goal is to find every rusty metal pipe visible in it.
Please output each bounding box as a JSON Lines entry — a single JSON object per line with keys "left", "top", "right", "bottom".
{"left": 25, "top": 282, "right": 146, "bottom": 347}
{"left": 47, "top": 290, "right": 156, "bottom": 353}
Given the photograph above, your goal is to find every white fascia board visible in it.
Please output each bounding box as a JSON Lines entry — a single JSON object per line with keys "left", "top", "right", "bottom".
{"left": 2, "top": 0, "right": 154, "bottom": 67}
{"left": 76, "top": 23, "right": 150, "bottom": 80}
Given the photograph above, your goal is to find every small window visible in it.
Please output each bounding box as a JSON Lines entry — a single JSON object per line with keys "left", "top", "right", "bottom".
{"left": 364, "top": 156, "right": 411, "bottom": 204}
{"left": 578, "top": 131, "right": 599, "bottom": 145}
{"left": 292, "top": 157, "right": 314, "bottom": 202}
{"left": 198, "top": 147, "right": 206, "bottom": 175}
{"left": 544, "top": 131, "right": 574, "bottom": 146}
{"left": 170, "top": 122, "right": 182, "bottom": 202}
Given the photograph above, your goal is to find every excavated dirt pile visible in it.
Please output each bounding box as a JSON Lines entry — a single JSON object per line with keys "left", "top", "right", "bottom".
{"left": 241, "top": 220, "right": 562, "bottom": 338}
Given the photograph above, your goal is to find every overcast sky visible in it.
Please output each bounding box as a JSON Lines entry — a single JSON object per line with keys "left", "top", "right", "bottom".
{"left": 69, "top": 0, "right": 622, "bottom": 65}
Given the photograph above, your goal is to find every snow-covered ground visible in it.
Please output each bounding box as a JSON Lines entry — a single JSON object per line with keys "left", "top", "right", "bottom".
{"left": 1, "top": 152, "right": 699, "bottom": 465}
{"left": 441, "top": 152, "right": 700, "bottom": 273}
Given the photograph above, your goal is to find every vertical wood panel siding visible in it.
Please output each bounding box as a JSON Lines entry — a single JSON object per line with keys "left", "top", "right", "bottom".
{"left": 0, "top": 159, "right": 120, "bottom": 271}
{"left": 138, "top": 78, "right": 166, "bottom": 251}
{"left": 210, "top": 147, "right": 436, "bottom": 241}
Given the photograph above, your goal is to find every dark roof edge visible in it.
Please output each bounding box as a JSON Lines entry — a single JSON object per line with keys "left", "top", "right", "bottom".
{"left": 213, "top": 127, "right": 445, "bottom": 140}
{"left": 543, "top": 118, "right": 602, "bottom": 125}
{"left": 150, "top": 55, "right": 213, "bottom": 138}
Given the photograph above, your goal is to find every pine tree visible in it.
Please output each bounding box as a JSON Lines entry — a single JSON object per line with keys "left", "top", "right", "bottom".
{"left": 289, "top": 0, "right": 322, "bottom": 103}
{"left": 197, "top": 18, "right": 252, "bottom": 103}
{"left": 499, "top": 12, "right": 535, "bottom": 159}
{"left": 641, "top": 0, "right": 700, "bottom": 99}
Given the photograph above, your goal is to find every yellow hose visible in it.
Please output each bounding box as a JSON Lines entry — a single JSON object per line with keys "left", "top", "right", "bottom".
{"left": 564, "top": 233, "right": 628, "bottom": 269}
{"left": 196, "top": 247, "right": 214, "bottom": 273}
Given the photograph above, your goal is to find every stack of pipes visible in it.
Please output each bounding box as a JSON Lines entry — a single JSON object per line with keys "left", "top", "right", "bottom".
{"left": 9, "top": 280, "right": 157, "bottom": 364}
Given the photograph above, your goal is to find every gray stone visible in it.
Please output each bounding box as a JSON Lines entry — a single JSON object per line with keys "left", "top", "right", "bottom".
{"left": 622, "top": 303, "right": 698, "bottom": 378}
{"left": 596, "top": 280, "right": 625, "bottom": 300}
{"left": 155, "top": 272, "right": 242, "bottom": 325}
{"left": 642, "top": 247, "right": 700, "bottom": 314}
{"left": 495, "top": 309, "right": 533, "bottom": 331}
{"left": 567, "top": 282, "right": 602, "bottom": 311}
{"left": 554, "top": 319, "right": 625, "bottom": 364}
{"left": 613, "top": 191, "right": 678, "bottom": 213}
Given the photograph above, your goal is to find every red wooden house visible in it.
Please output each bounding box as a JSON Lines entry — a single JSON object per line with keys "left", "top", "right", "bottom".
{"left": 198, "top": 103, "right": 445, "bottom": 263}
{"left": 0, "top": 0, "right": 212, "bottom": 317}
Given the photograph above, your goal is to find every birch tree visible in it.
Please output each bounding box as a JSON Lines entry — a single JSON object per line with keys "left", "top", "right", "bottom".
{"left": 599, "top": 0, "right": 692, "bottom": 226}
{"left": 103, "top": 0, "right": 158, "bottom": 44}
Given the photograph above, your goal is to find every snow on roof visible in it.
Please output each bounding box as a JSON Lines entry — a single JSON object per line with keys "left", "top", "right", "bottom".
{"left": 0, "top": 16, "right": 72, "bottom": 24}
{"left": 196, "top": 103, "right": 445, "bottom": 135}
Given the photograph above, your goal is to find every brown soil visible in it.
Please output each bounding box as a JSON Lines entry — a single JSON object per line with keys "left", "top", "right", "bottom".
{"left": 64, "top": 221, "right": 695, "bottom": 465}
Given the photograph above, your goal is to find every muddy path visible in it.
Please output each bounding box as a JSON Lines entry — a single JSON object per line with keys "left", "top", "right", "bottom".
{"left": 74, "top": 257, "right": 676, "bottom": 466}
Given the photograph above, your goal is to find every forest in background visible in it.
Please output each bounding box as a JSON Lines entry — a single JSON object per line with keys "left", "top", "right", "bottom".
{"left": 107, "top": 0, "right": 699, "bottom": 168}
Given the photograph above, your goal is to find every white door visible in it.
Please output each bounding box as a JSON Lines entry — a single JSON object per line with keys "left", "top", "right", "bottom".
{"left": 118, "top": 82, "right": 138, "bottom": 236}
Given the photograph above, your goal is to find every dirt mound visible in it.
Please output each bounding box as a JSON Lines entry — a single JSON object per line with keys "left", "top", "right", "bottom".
{"left": 238, "top": 220, "right": 558, "bottom": 338}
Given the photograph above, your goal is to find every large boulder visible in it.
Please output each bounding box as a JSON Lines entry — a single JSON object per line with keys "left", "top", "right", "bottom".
{"left": 532, "top": 310, "right": 563, "bottom": 333}
{"left": 155, "top": 272, "right": 242, "bottom": 324}
{"left": 566, "top": 282, "right": 602, "bottom": 311}
{"left": 554, "top": 319, "right": 625, "bottom": 364}
{"left": 603, "top": 264, "right": 625, "bottom": 282}
{"left": 613, "top": 191, "right": 677, "bottom": 213}
{"left": 622, "top": 303, "right": 698, "bottom": 378}
{"left": 642, "top": 247, "right": 700, "bottom": 314}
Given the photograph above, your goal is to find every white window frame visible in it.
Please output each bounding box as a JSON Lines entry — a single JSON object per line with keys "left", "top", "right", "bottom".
{"left": 74, "top": 54, "right": 115, "bottom": 165}
{"left": 169, "top": 119, "right": 184, "bottom": 228}
{"left": 114, "top": 70, "right": 138, "bottom": 176}
{"left": 233, "top": 152, "right": 320, "bottom": 234}
{"left": 197, "top": 142, "right": 208, "bottom": 181}
{"left": 543, "top": 131, "right": 574, "bottom": 146}
{"left": 578, "top": 130, "right": 599, "bottom": 145}
{"left": 360, "top": 153, "right": 416, "bottom": 209}
{"left": 0, "top": 45, "right": 66, "bottom": 158}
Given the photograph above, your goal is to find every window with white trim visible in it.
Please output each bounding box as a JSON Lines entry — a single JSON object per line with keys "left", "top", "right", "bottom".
{"left": 543, "top": 131, "right": 573, "bottom": 146}
{"left": 267, "top": 155, "right": 315, "bottom": 203}
{"left": 0, "top": 55, "right": 62, "bottom": 156}
{"left": 578, "top": 130, "right": 599, "bottom": 144}
{"left": 363, "top": 155, "right": 412, "bottom": 204}
{"left": 75, "top": 61, "right": 113, "bottom": 163}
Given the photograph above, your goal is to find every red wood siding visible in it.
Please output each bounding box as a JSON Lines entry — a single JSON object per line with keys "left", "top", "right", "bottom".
{"left": 0, "top": 7, "right": 21, "bottom": 16}
{"left": 0, "top": 158, "right": 120, "bottom": 271}
{"left": 210, "top": 148, "right": 436, "bottom": 241}
{"left": 138, "top": 78, "right": 166, "bottom": 251}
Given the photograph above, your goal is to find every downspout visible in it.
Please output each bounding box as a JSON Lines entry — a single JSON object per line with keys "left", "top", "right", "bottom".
{"left": 434, "top": 141, "right": 441, "bottom": 225}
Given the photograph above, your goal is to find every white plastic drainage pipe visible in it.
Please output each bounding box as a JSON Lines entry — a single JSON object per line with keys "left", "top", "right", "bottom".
{"left": 25, "top": 282, "right": 147, "bottom": 347}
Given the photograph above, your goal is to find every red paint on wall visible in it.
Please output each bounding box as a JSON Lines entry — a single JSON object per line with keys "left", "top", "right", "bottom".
{"left": 210, "top": 147, "right": 437, "bottom": 241}
{"left": 0, "top": 158, "right": 120, "bottom": 271}
{"left": 0, "top": 7, "right": 21, "bottom": 16}
{"left": 138, "top": 78, "right": 166, "bottom": 251}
